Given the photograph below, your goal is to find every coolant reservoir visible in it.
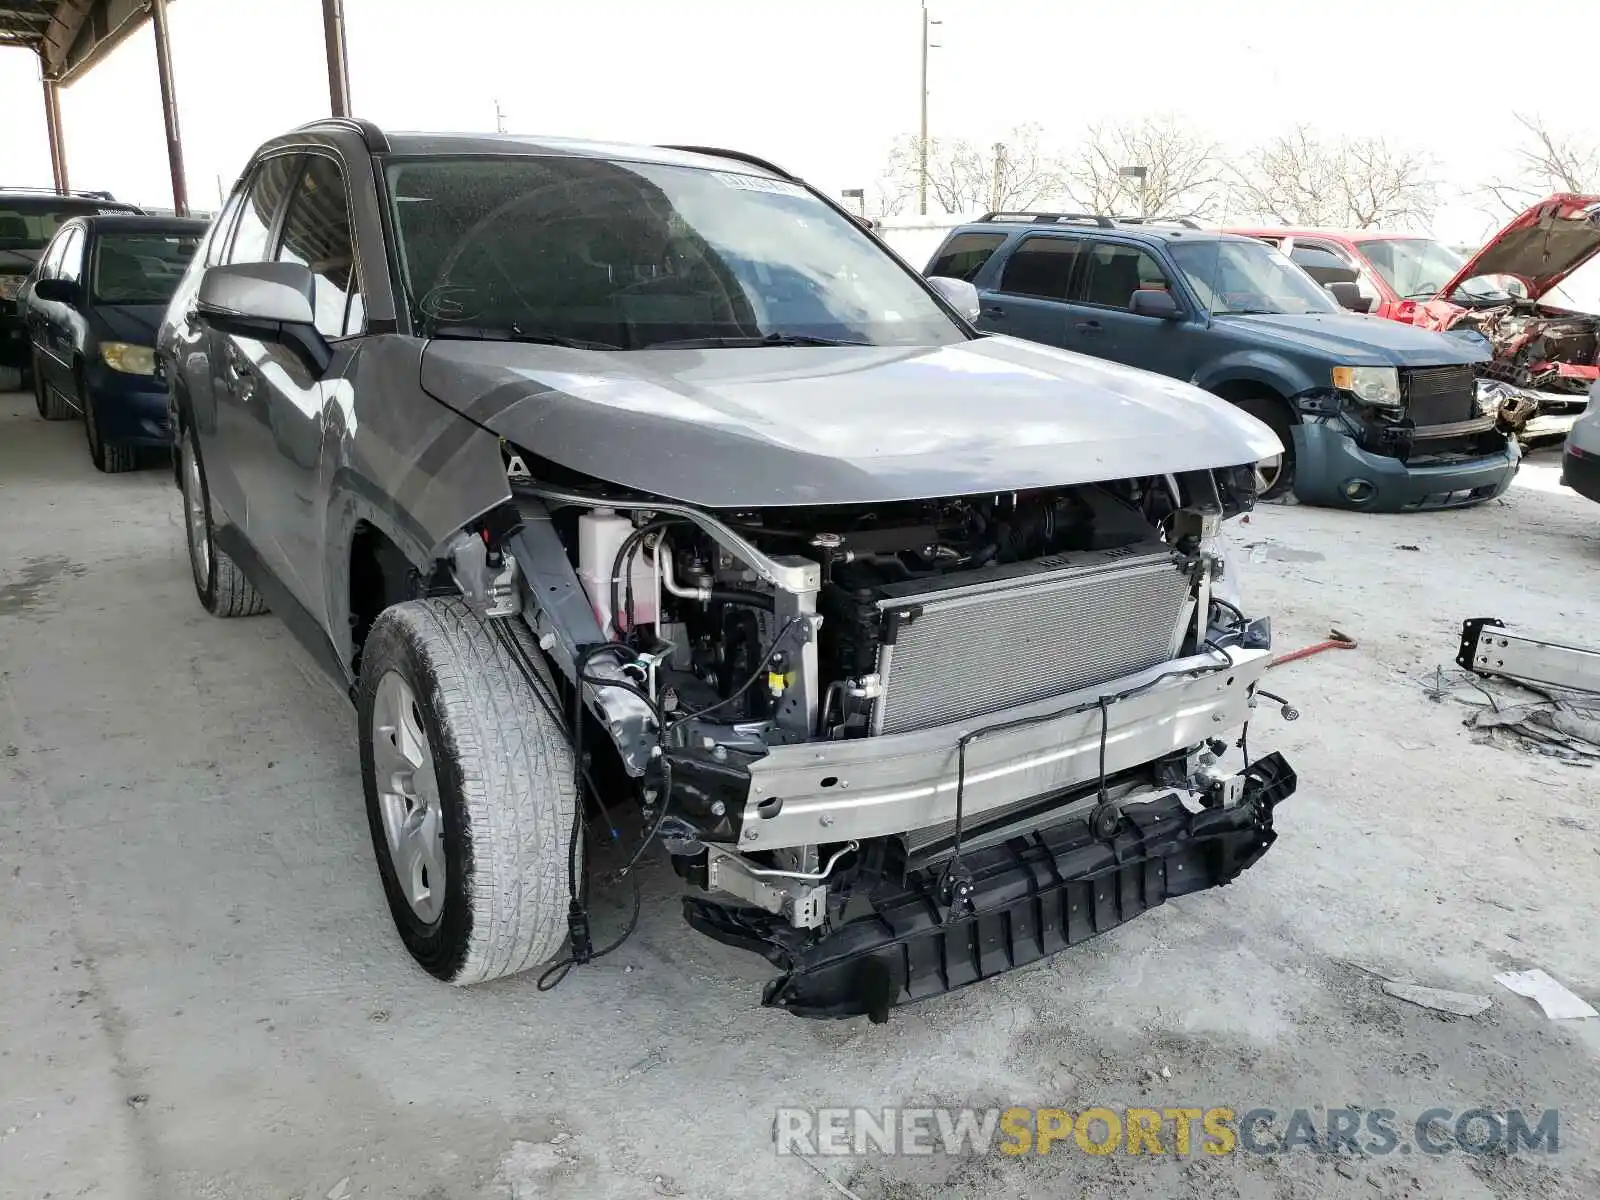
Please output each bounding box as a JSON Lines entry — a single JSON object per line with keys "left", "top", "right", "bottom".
{"left": 577, "top": 508, "right": 659, "bottom": 635}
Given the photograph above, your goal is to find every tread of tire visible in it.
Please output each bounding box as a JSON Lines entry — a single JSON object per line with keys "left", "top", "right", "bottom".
{"left": 381, "top": 598, "right": 576, "bottom": 985}
{"left": 211, "top": 547, "right": 269, "bottom": 617}
{"left": 37, "top": 370, "right": 73, "bottom": 421}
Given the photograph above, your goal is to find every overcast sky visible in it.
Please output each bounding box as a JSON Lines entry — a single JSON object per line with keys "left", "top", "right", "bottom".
{"left": 2, "top": 0, "right": 1596, "bottom": 249}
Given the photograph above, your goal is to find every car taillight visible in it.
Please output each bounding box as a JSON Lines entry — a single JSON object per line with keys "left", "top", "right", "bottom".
{"left": 0, "top": 275, "right": 23, "bottom": 301}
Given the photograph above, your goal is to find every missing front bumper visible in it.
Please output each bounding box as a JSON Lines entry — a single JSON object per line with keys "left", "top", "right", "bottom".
{"left": 684, "top": 752, "right": 1296, "bottom": 1021}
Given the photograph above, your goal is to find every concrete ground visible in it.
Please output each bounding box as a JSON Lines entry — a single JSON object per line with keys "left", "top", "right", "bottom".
{"left": 2, "top": 386, "right": 1598, "bottom": 1200}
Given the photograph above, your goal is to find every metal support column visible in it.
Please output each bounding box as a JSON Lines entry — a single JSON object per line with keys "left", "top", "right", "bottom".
{"left": 41, "top": 74, "right": 68, "bottom": 194}
{"left": 322, "top": 0, "right": 351, "bottom": 117}
{"left": 149, "top": 0, "right": 188, "bottom": 215}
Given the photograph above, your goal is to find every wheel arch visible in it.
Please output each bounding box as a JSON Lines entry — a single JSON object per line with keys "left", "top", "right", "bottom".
{"left": 327, "top": 474, "right": 438, "bottom": 682}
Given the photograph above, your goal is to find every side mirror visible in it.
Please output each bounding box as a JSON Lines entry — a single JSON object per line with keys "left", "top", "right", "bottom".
{"left": 926, "top": 275, "right": 982, "bottom": 322}
{"left": 197, "top": 262, "right": 330, "bottom": 375}
{"left": 33, "top": 278, "right": 78, "bottom": 305}
{"left": 1325, "top": 281, "right": 1373, "bottom": 313}
{"left": 1129, "top": 288, "right": 1183, "bottom": 320}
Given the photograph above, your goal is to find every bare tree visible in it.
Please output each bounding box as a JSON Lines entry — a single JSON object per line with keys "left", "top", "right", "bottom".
{"left": 1482, "top": 112, "right": 1600, "bottom": 213}
{"left": 878, "top": 124, "right": 1065, "bottom": 216}
{"left": 1062, "top": 116, "right": 1225, "bottom": 220}
{"left": 1230, "top": 125, "right": 1438, "bottom": 228}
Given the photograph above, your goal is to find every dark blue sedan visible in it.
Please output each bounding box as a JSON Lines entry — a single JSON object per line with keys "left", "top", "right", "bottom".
{"left": 22, "top": 214, "right": 207, "bottom": 472}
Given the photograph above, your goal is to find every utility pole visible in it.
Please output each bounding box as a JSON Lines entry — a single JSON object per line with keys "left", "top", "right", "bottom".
{"left": 321, "top": 0, "right": 352, "bottom": 117}
{"left": 990, "top": 142, "right": 1006, "bottom": 213}
{"left": 918, "top": 3, "right": 941, "bottom": 215}
{"left": 1118, "top": 164, "right": 1149, "bottom": 218}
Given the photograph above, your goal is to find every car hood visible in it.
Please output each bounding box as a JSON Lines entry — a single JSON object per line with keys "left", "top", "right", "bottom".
{"left": 1215, "top": 311, "right": 1489, "bottom": 366}
{"left": 89, "top": 303, "right": 167, "bottom": 345}
{"left": 419, "top": 335, "right": 1281, "bottom": 508}
{"left": 1435, "top": 193, "right": 1600, "bottom": 302}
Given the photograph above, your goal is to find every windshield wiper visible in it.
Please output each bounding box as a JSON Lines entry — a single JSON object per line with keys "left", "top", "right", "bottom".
{"left": 642, "top": 332, "right": 871, "bottom": 350}
{"left": 423, "top": 321, "right": 622, "bottom": 350}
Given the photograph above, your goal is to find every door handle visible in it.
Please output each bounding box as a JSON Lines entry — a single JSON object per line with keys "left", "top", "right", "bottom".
{"left": 982, "top": 303, "right": 1006, "bottom": 319}
{"left": 1074, "top": 319, "right": 1103, "bottom": 335}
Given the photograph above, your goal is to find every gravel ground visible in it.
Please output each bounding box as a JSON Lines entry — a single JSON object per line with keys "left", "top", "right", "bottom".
{"left": 2, "top": 388, "right": 1598, "bottom": 1200}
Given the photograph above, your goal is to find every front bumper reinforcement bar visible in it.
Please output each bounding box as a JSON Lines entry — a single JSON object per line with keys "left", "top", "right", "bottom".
{"left": 1458, "top": 618, "right": 1600, "bottom": 695}
{"left": 684, "top": 752, "right": 1296, "bottom": 1022}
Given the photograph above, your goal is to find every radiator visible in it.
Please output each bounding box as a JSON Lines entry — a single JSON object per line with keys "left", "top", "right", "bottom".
{"left": 869, "top": 542, "right": 1192, "bottom": 736}
{"left": 1402, "top": 365, "right": 1477, "bottom": 428}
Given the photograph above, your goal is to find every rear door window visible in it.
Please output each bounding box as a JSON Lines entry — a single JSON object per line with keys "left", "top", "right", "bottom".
{"left": 1078, "top": 241, "right": 1173, "bottom": 310}
{"left": 226, "top": 155, "right": 302, "bottom": 265}
{"left": 273, "top": 153, "right": 365, "bottom": 338}
{"left": 928, "top": 232, "right": 1007, "bottom": 282}
{"left": 995, "top": 235, "right": 1082, "bottom": 301}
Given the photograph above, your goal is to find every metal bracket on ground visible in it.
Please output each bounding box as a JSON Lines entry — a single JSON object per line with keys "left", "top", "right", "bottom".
{"left": 1457, "top": 618, "right": 1600, "bottom": 695}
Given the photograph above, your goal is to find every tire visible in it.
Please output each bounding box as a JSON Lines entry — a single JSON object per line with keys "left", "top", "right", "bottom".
{"left": 33, "top": 352, "right": 73, "bottom": 421}
{"left": 179, "top": 425, "right": 268, "bottom": 617}
{"left": 1232, "top": 393, "right": 1298, "bottom": 501}
{"left": 358, "top": 599, "right": 578, "bottom": 986}
{"left": 0, "top": 364, "right": 20, "bottom": 392}
{"left": 84, "top": 387, "right": 138, "bottom": 474}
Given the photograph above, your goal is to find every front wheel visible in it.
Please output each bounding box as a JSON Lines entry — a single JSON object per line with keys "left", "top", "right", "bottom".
{"left": 84, "top": 386, "right": 137, "bottom": 474}
{"left": 1232, "top": 394, "right": 1298, "bottom": 501}
{"left": 358, "top": 599, "right": 578, "bottom": 986}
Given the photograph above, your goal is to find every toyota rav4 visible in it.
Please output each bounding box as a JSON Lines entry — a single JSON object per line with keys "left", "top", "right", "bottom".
{"left": 156, "top": 119, "right": 1297, "bottom": 1020}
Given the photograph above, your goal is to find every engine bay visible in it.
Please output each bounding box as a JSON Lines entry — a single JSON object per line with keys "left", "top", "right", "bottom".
{"left": 561, "top": 479, "right": 1205, "bottom": 743}
{"left": 1452, "top": 300, "right": 1600, "bottom": 395}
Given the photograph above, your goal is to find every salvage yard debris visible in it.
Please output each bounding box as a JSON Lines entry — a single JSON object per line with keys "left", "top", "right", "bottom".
{"left": 1381, "top": 982, "right": 1493, "bottom": 1017}
{"left": 1271, "top": 628, "right": 1357, "bottom": 669}
{"left": 1495, "top": 969, "right": 1599, "bottom": 1020}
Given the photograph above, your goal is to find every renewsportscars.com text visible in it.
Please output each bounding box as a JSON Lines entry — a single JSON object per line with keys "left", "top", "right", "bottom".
{"left": 774, "top": 1106, "right": 1561, "bottom": 1158}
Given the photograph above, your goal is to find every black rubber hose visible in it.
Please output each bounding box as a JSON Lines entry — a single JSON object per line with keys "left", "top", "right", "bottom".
{"left": 706, "top": 590, "right": 775, "bottom": 611}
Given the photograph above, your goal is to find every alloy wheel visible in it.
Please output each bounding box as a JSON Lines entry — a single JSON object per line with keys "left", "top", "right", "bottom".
{"left": 182, "top": 439, "right": 211, "bottom": 593}
{"left": 371, "top": 670, "right": 447, "bottom": 924}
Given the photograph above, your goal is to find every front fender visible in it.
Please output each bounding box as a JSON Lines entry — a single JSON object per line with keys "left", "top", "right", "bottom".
{"left": 320, "top": 337, "right": 514, "bottom": 676}
{"left": 1192, "top": 350, "right": 1320, "bottom": 400}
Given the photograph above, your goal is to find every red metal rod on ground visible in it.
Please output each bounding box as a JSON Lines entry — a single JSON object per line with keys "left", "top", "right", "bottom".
{"left": 1270, "top": 628, "right": 1356, "bottom": 668}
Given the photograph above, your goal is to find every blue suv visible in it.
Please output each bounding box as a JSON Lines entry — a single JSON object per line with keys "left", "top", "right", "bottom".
{"left": 926, "top": 213, "right": 1519, "bottom": 510}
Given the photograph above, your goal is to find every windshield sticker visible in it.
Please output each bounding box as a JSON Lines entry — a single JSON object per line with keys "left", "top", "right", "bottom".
{"left": 711, "top": 172, "right": 808, "bottom": 199}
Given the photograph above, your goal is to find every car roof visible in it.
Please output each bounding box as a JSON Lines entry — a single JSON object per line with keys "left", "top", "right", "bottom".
{"left": 1223, "top": 226, "right": 1426, "bottom": 244}
{"left": 0, "top": 191, "right": 141, "bottom": 212}
{"left": 264, "top": 122, "right": 797, "bottom": 182}
{"left": 73, "top": 214, "right": 209, "bottom": 234}
{"left": 383, "top": 131, "right": 795, "bottom": 180}
{"left": 950, "top": 217, "right": 1252, "bottom": 247}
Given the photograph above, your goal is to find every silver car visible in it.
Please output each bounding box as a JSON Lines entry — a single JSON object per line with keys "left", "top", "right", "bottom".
{"left": 157, "top": 118, "right": 1296, "bottom": 1020}
{"left": 1561, "top": 379, "right": 1600, "bottom": 504}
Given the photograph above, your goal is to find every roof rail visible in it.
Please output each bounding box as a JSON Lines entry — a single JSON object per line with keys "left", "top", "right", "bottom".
{"left": 290, "top": 116, "right": 390, "bottom": 153}
{"left": 979, "top": 210, "right": 1116, "bottom": 228}
{"left": 1119, "top": 216, "right": 1204, "bottom": 229}
{"left": 658, "top": 145, "right": 796, "bottom": 181}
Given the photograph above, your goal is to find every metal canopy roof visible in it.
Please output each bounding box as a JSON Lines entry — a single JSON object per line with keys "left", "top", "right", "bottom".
{"left": 1, "top": 0, "right": 159, "bottom": 83}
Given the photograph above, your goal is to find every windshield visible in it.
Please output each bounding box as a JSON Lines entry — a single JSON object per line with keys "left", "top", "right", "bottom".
{"left": 0, "top": 204, "right": 126, "bottom": 252}
{"left": 1169, "top": 239, "right": 1339, "bottom": 316}
{"left": 384, "top": 156, "right": 962, "bottom": 349}
{"left": 91, "top": 232, "right": 201, "bottom": 304}
{"left": 1355, "top": 238, "right": 1467, "bottom": 300}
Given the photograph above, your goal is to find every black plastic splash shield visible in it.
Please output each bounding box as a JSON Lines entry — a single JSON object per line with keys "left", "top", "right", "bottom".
{"left": 684, "top": 752, "right": 1295, "bottom": 1022}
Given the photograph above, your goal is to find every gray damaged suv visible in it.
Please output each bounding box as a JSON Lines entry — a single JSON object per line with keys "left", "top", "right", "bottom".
{"left": 157, "top": 118, "right": 1298, "bottom": 1020}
